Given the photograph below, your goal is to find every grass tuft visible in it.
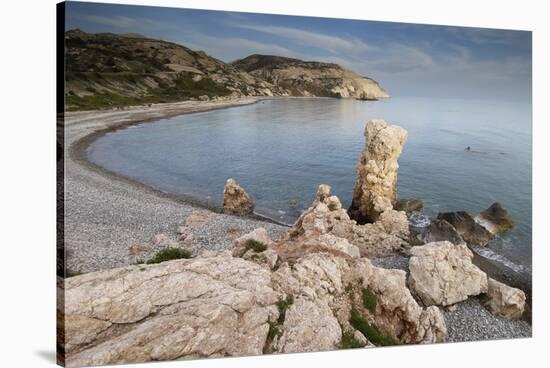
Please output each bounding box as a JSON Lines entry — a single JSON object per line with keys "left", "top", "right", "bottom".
{"left": 244, "top": 239, "right": 268, "bottom": 253}
{"left": 349, "top": 308, "right": 399, "bottom": 346}
{"left": 338, "top": 331, "right": 366, "bottom": 349}
{"left": 362, "top": 287, "right": 377, "bottom": 314}
{"left": 146, "top": 247, "right": 192, "bottom": 264}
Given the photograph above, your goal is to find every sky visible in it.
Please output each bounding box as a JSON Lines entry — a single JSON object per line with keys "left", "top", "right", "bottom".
{"left": 65, "top": 1, "right": 532, "bottom": 101}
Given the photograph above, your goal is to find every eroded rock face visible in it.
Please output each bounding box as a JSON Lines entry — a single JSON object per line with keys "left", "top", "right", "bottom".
{"left": 476, "top": 202, "right": 514, "bottom": 234}
{"left": 408, "top": 242, "right": 488, "bottom": 306}
{"left": 289, "top": 185, "right": 409, "bottom": 258}
{"left": 223, "top": 178, "right": 254, "bottom": 215}
{"left": 63, "top": 252, "right": 280, "bottom": 367}
{"left": 349, "top": 120, "right": 408, "bottom": 223}
{"left": 481, "top": 278, "right": 526, "bottom": 320}
{"left": 437, "top": 211, "right": 494, "bottom": 246}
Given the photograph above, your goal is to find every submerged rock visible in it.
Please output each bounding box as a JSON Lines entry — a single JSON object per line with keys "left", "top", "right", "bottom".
{"left": 408, "top": 242, "right": 488, "bottom": 306}
{"left": 481, "top": 278, "right": 526, "bottom": 320}
{"left": 349, "top": 120, "right": 408, "bottom": 223}
{"left": 223, "top": 178, "right": 254, "bottom": 215}
{"left": 476, "top": 202, "right": 514, "bottom": 234}
{"left": 423, "top": 219, "right": 465, "bottom": 245}
{"left": 437, "top": 211, "right": 494, "bottom": 246}
{"left": 395, "top": 198, "right": 423, "bottom": 213}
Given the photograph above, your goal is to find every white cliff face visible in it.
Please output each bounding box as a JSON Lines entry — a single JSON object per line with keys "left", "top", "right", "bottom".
{"left": 408, "top": 242, "right": 488, "bottom": 306}
{"left": 349, "top": 120, "right": 408, "bottom": 223}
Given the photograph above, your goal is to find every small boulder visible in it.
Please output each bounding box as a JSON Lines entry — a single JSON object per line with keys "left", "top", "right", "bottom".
{"left": 476, "top": 202, "right": 514, "bottom": 234}
{"left": 481, "top": 278, "right": 526, "bottom": 320}
{"left": 223, "top": 178, "right": 254, "bottom": 215}
{"left": 128, "top": 243, "right": 146, "bottom": 256}
{"left": 395, "top": 198, "right": 423, "bottom": 213}
{"left": 232, "top": 228, "right": 273, "bottom": 257}
{"left": 437, "top": 211, "right": 494, "bottom": 246}
{"left": 408, "top": 241, "right": 488, "bottom": 306}
{"left": 423, "top": 219, "right": 464, "bottom": 245}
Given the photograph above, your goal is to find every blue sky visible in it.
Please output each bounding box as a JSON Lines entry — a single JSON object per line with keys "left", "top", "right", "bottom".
{"left": 65, "top": 1, "right": 532, "bottom": 100}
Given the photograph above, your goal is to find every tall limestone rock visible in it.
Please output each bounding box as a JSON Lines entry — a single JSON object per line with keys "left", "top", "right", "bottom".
{"left": 223, "top": 178, "right": 254, "bottom": 215}
{"left": 349, "top": 120, "right": 408, "bottom": 223}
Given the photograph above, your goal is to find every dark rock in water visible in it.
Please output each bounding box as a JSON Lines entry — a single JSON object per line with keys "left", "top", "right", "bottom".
{"left": 424, "top": 219, "right": 464, "bottom": 245}
{"left": 437, "top": 211, "right": 494, "bottom": 246}
{"left": 395, "top": 198, "right": 423, "bottom": 213}
{"left": 478, "top": 202, "right": 514, "bottom": 233}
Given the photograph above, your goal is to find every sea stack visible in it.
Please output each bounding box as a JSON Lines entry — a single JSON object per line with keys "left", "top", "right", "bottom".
{"left": 349, "top": 119, "right": 408, "bottom": 223}
{"left": 223, "top": 178, "right": 254, "bottom": 215}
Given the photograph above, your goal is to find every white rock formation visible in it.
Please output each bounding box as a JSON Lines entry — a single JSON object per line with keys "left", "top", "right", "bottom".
{"left": 481, "top": 278, "right": 526, "bottom": 320}
{"left": 223, "top": 178, "right": 254, "bottom": 215}
{"left": 289, "top": 184, "right": 409, "bottom": 257}
{"left": 408, "top": 242, "right": 488, "bottom": 306}
{"left": 349, "top": 120, "right": 408, "bottom": 223}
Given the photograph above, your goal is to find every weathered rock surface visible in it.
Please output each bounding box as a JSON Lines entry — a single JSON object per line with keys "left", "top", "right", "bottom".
{"left": 409, "top": 242, "right": 488, "bottom": 306}
{"left": 423, "top": 219, "right": 465, "bottom": 245}
{"left": 289, "top": 184, "right": 409, "bottom": 258}
{"left": 395, "top": 198, "right": 423, "bottom": 213}
{"left": 437, "top": 211, "right": 494, "bottom": 246}
{"left": 481, "top": 278, "right": 526, "bottom": 320}
{"left": 349, "top": 120, "right": 408, "bottom": 223}
{"left": 223, "top": 178, "right": 254, "bottom": 215}
{"left": 63, "top": 252, "right": 281, "bottom": 367}
{"left": 476, "top": 202, "right": 514, "bottom": 234}
{"left": 232, "top": 227, "right": 273, "bottom": 257}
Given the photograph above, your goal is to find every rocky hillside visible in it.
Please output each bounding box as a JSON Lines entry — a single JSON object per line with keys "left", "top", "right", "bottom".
{"left": 64, "top": 30, "right": 388, "bottom": 111}
{"left": 64, "top": 29, "right": 285, "bottom": 111}
{"left": 232, "top": 54, "right": 389, "bottom": 100}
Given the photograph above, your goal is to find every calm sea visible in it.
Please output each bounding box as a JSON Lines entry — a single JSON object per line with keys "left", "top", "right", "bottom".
{"left": 88, "top": 97, "right": 532, "bottom": 273}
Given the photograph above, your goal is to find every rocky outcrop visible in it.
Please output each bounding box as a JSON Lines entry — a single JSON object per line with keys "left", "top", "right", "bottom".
{"left": 223, "top": 178, "right": 254, "bottom": 215}
{"left": 395, "top": 198, "right": 423, "bottom": 213}
{"left": 349, "top": 120, "right": 408, "bottom": 223}
{"left": 408, "top": 242, "right": 488, "bottom": 306}
{"left": 481, "top": 278, "right": 526, "bottom": 320}
{"left": 232, "top": 54, "right": 389, "bottom": 99}
{"left": 423, "top": 219, "right": 465, "bottom": 245}
{"left": 232, "top": 227, "right": 273, "bottom": 257}
{"left": 437, "top": 211, "right": 494, "bottom": 246}
{"left": 63, "top": 252, "right": 281, "bottom": 367}
{"left": 289, "top": 184, "right": 409, "bottom": 258}
{"left": 475, "top": 202, "right": 514, "bottom": 234}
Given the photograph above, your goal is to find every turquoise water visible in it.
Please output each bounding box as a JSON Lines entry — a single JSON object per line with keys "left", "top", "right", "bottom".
{"left": 88, "top": 97, "right": 532, "bottom": 271}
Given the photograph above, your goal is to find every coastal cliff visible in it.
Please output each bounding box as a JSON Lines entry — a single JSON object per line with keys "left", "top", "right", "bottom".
{"left": 64, "top": 30, "right": 387, "bottom": 111}
{"left": 232, "top": 54, "right": 389, "bottom": 100}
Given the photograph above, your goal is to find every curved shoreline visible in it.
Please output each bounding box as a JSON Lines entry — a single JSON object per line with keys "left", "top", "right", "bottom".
{"left": 68, "top": 97, "right": 288, "bottom": 226}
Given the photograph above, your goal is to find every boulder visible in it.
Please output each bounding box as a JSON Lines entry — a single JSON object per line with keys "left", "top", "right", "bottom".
{"left": 476, "top": 202, "right": 514, "bottom": 234}
{"left": 232, "top": 228, "right": 273, "bottom": 257}
{"left": 437, "top": 211, "right": 494, "bottom": 246}
{"left": 63, "top": 252, "right": 281, "bottom": 367}
{"left": 349, "top": 120, "right": 408, "bottom": 223}
{"left": 289, "top": 184, "right": 409, "bottom": 258}
{"left": 395, "top": 198, "right": 423, "bottom": 213}
{"left": 423, "top": 219, "right": 465, "bottom": 245}
{"left": 223, "top": 178, "right": 254, "bottom": 215}
{"left": 481, "top": 278, "right": 526, "bottom": 320}
{"left": 408, "top": 242, "right": 488, "bottom": 306}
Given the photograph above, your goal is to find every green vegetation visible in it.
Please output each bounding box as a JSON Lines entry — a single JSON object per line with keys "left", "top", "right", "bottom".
{"left": 263, "top": 294, "right": 294, "bottom": 354}
{"left": 244, "top": 239, "right": 268, "bottom": 253}
{"left": 338, "top": 331, "right": 366, "bottom": 349}
{"left": 65, "top": 72, "right": 231, "bottom": 111}
{"left": 145, "top": 247, "right": 192, "bottom": 264}
{"left": 275, "top": 294, "right": 294, "bottom": 323}
{"left": 361, "top": 287, "right": 377, "bottom": 314}
{"left": 349, "top": 308, "right": 399, "bottom": 346}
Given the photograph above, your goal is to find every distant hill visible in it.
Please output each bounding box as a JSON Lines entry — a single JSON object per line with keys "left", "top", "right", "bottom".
{"left": 232, "top": 54, "right": 389, "bottom": 100}
{"left": 63, "top": 30, "right": 388, "bottom": 111}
